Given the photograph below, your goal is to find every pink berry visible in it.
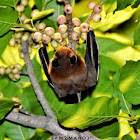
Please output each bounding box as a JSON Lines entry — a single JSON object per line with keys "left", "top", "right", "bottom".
{"left": 44, "top": 27, "right": 55, "bottom": 36}
{"left": 16, "top": 4, "right": 25, "bottom": 13}
{"left": 64, "top": 4, "right": 73, "bottom": 14}
{"left": 37, "top": 22, "right": 46, "bottom": 31}
{"left": 53, "top": 33, "right": 62, "bottom": 41}
{"left": 20, "top": 14, "right": 28, "bottom": 21}
{"left": 58, "top": 24, "right": 67, "bottom": 34}
{"left": 94, "top": 4, "right": 102, "bottom": 13}
{"left": 80, "top": 23, "right": 89, "bottom": 33}
{"left": 88, "top": 1, "right": 96, "bottom": 10}
{"left": 57, "top": 15, "right": 66, "bottom": 25}
{"left": 72, "top": 32, "right": 79, "bottom": 41}
{"left": 21, "top": 0, "right": 28, "bottom": 6}
{"left": 42, "top": 34, "right": 51, "bottom": 44}
{"left": 72, "top": 18, "right": 81, "bottom": 27}
{"left": 73, "top": 27, "right": 80, "bottom": 34}
{"left": 33, "top": 32, "right": 42, "bottom": 42}
{"left": 92, "top": 13, "right": 101, "bottom": 23}
{"left": 31, "top": 9, "right": 39, "bottom": 18}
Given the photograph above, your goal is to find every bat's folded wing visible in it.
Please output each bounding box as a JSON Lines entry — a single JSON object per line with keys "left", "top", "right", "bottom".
{"left": 39, "top": 45, "right": 54, "bottom": 87}
{"left": 85, "top": 30, "right": 99, "bottom": 86}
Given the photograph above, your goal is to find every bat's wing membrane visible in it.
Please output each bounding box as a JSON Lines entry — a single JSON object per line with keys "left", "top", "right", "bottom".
{"left": 85, "top": 30, "right": 99, "bottom": 85}
{"left": 39, "top": 44, "right": 54, "bottom": 87}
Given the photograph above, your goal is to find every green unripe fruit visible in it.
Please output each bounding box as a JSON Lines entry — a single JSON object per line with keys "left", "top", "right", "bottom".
{"left": 8, "top": 73, "right": 14, "bottom": 79}
{"left": 0, "top": 66, "right": 5, "bottom": 75}
{"left": 15, "top": 64, "right": 22, "bottom": 71}
{"left": 5, "top": 66, "right": 12, "bottom": 74}
{"left": 9, "top": 38, "right": 16, "bottom": 47}
{"left": 13, "top": 74, "right": 20, "bottom": 81}
{"left": 11, "top": 66, "right": 19, "bottom": 74}
{"left": 51, "top": 40, "right": 59, "bottom": 48}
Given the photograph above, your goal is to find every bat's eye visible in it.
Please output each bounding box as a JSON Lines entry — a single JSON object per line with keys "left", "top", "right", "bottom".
{"left": 51, "top": 59, "right": 60, "bottom": 68}
{"left": 70, "top": 55, "right": 77, "bottom": 64}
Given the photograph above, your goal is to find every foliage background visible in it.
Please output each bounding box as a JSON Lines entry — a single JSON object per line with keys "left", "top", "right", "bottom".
{"left": 0, "top": 0, "right": 140, "bottom": 139}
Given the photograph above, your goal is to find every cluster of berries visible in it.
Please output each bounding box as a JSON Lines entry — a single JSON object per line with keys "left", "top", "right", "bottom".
{"left": 88, "top": 1, "right": 102, "bottom": 23}
{"left": 16, "top": 0, "right": 28, "bottom": 14}
{"left": 0, "top": 64, "right": 22, "bottom": 81}
{"left": 9, "top": 0, "right": 102, "bottom": 53}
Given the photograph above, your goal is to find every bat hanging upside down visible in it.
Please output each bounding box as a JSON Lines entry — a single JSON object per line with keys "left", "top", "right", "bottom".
{"left": 39, "top": 30, "right": 99, "bottom": 98}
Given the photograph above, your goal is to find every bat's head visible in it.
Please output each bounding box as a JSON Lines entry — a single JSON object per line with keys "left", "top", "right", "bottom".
{"left": 48, "top": 46, "right": 86, "bottom": 82}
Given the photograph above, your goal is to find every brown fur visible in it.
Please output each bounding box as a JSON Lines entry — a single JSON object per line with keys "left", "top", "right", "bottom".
{"left": 48, "top": 46, "right": 91, "bottom": 97}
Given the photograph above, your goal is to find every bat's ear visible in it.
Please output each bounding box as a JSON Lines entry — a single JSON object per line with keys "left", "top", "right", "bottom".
{"left": 39, "top": 45, "right": 54, "bottom": 87}
{"left": 85, "top": 30, "right": 99, "bottom": 81}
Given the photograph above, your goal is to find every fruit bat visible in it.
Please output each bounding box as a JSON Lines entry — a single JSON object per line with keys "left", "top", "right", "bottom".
{"left": 39, "top": 30, "right": 99, "bottom": 98}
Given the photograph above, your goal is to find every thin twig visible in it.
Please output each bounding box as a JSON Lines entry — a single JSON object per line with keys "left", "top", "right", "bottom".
{"left": 85, "top": 0, "right": 105, "bottom": 24}
{"left": 19, "top": 71, "right": 28, "bottom": 75}
{"left": 63, "top": 0, "right": 77, "bottom": 52}
{"left": 21, "top": 40, "right": 56, "bottom": 119}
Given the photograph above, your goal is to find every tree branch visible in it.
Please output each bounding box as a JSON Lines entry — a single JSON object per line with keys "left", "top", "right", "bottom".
{"left": 21, "top": 40, "right": 56, "bottom": 120}
{"left": 6, "top": 111, "right": 100, "bottom": 140}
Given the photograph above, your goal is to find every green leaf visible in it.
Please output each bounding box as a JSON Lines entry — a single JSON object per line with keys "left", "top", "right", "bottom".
{"left": 0, "top": 125, "right": 5, "bottom": 140}
{"left": 104, "top": 0, "right": 117, "bottom": 14}
{"left": 132, "top": 104, "right": 140, "bottom": 116}
{"left": 0, "top": 0, "right": 19, "bottom": 7}
{"left": 0, "top": 76, "right": 22, "bottom": 98}
{"left": 134, "top": 118, "right": 140, "bottom": 129}
{"left": 60, "top": 97, "right": 119, "bottom": 129}
{"left": 0, "top": 6, "right": 18, "bottom": 36}
{"left": 21, "top": 84, "right": 45, "bottom": 115}
{"left": 2, "top": 121, "right": 35, "bottom": 140}
{"left": 32, "top": 56, "right": 43, "bottom": 81}
{"left": 103, "top": 137, "right": 120, "bottom": 140}
{"left": 30, "top": 130, "right": 52, "bottom": 140}
{"left": 0, "top": 98, "right": 16, "bottom": 120}
{"left": 0, "top": 31, "right": 14, "bottom": 58}
{"left": 92, "top": 63, "right": 114, "bottom": 98}
{"left": 35, "top": 0, "right": 42, "bottom": 11}
{"left": 122, "top": 134, "right": 133, "bottom": 140}
{"left": 113, "top": 71, "right": 132, "bottom": 114}
{"left": 132, "top": 0, "right": 140, "bottom": 8}
{"left": 24, "top": 5, "right": 32, "bottom": 18}
{"left": 116, "top": 0, "right": 136, "bottom": 11}
{"left": 91, "top": 119, "right": 119, "bottom": 139}
{"left": 134, "top": 16, "right": 140, "bottom": 45}
{"left": 120, "top": 61, "right": 140, "bottom": 105}
{"left": 43, "top": 0, "right": 65, "bottom": 30}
